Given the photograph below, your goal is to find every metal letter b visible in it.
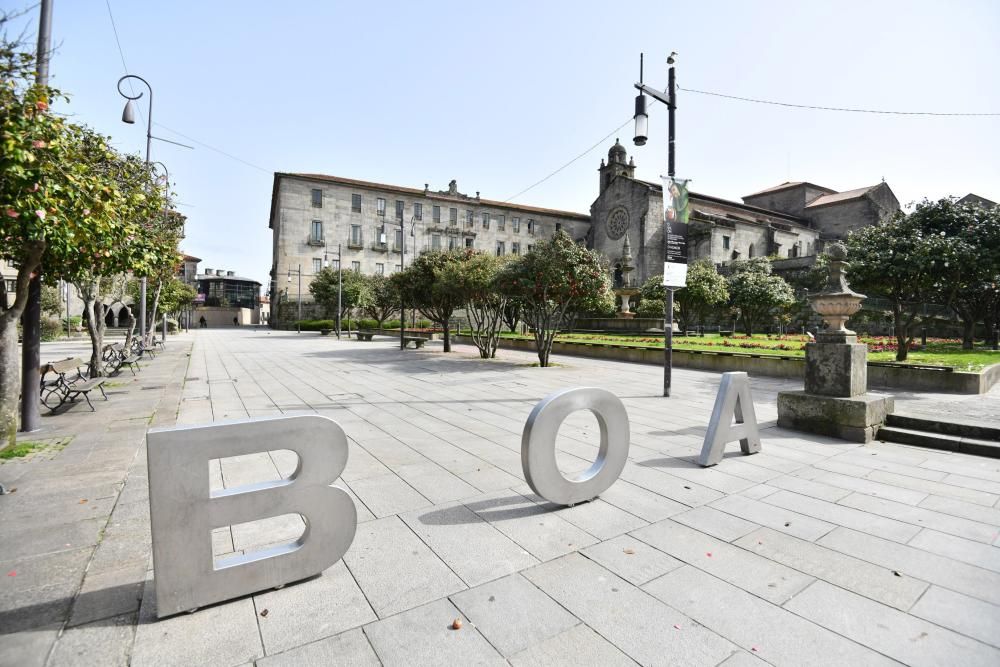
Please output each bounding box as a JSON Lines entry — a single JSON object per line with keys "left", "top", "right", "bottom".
{"left": 147, "top": 415, "right": 356, "bottom": 617}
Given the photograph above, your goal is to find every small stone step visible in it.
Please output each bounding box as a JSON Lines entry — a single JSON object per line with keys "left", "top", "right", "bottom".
{"left": 885, "top": 413, "right": 1000, "bottom": 441}
{"left": 877, "top": 426, "right": 1000, "bottom": 459}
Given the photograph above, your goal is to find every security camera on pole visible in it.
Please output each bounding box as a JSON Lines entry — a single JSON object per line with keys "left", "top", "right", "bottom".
{"left": 632, "top": 52, "right": 689, "bottom": 397}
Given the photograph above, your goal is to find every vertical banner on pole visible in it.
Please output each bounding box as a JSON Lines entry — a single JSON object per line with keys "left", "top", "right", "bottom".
{"left": 662, "top": 177, "right": 689, "bottom": 288}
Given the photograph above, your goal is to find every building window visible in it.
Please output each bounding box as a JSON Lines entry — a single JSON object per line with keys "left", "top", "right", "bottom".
{"left": 351, "top": 193, "right": 362, "bottom": 212}
{"left": 498, "top": 215, "right": 505, "bottom": 231}
{"left": 432, "top": 234, "right": 441, "bottom": 250}
{"left": 395, "top": 200, "right": 404, "bottom": 221}
{"left": 748, "top": 243, "right": 755, "bottom": 258}
{"left": 377, "top": 198, "right": 386, "bottom": 217}
{"left": 330, "top": 258, "right": 340, "bottom": 270}
{"left": 351, "top": 261, "right": 361, "bottom": 272}
{"left": 527, "top": 244, "right": 534, "bottom": 253}
{"left": 555, "top": 222, "right": 562, "bottom": 233}
{"left": 448, "top": 237, "right": 457, "bottom": 250}
{"left": 312, "top": 258, "right": 322, "bottom": 274}
{"left": 395, "top": 264, "right": 402, "bottom": 272}
{"left": 465, "top": 238, "right": 474, "bottom": 248}
{"left": 350, "top": 224, "right": 363, "bottom": 246}
{"left": 376, "top": 263, "right": 384, "bottom": 275}
{"left": 527, "top": 219, "right": 535, "bottom": 235}
{"left": 496, "top": 241, "right": 505, "bottom": 256}
{"left": 512, "top": 242, "right": 520, "bottom": 255}
{"left": 311, "top": 189, "right": 322, "bottom": 208}
{"left": 395, "top": 229, "right": 403, "bottom": 250}
{"left": 482, "top": 212, "right": 490, "bottom": 229}
{"left": 377, "top": 224, "right": 387, "bottom": 245}
{"left": 722, "top": 236, "right": 731, "bottom": 250}
{"left": 466, "top": 210, "right": 473, "bottom": 226}
{"left": 311, "top": 220, "right": 323, "bottom": 242}
{"left": 4, "top": 279, "right": 14, "bottom": 292}
{"left": 512, "top": 217, "right": 520, "bottom": 233}
{"left": 433, "top": 205, "right": 441, "bottom": 222}
{"left": 414, "top": 203, "right": 422, "bottom": 220}
{"left": 449, "top": 207, "right": 458, "bottom": 224}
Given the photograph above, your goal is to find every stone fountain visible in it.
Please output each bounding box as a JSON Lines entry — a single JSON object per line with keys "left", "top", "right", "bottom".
{"left": 613, "top": 235, "right": 640, "bottom": 319}
{"left": 777, "top": 242, "right": 894, "bottom": 442}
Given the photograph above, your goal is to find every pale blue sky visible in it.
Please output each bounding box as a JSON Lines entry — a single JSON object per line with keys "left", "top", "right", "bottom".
{"left": 6, "top": 0, "right": 999, "bottom": 287}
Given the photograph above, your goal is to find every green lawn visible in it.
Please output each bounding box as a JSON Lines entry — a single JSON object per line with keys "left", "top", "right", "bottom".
{"left": 495, "top": 332, "right": 1000, "bottom": 371}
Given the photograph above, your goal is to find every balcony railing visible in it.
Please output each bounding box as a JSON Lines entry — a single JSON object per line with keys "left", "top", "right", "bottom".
{"left": 307, "top": 236, "right": 325, "bottom": 247}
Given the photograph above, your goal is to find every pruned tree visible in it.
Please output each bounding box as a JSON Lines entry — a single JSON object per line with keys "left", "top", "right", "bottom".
{"left": 848, "top": 201, "right": 967, "bottom": 360}
{"left": 391, "top": 249, "right": 469, "bottom": 352}
{"left": 442, "top": 252, "right": 509, "bottom": 359}
{"left": 505, "top": 231, "right": 611, "bottom": 367}
{"left": 361, "top": 273, "right": 399, "bottom": 328}
{"left": 309, "top": 266, "right": 370, "bottom": 325}
{"left": 726, "top": 258, "right": 795, "bottom": 336}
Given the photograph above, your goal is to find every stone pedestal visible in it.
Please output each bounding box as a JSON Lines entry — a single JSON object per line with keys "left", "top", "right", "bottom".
{"left": 775, "top": 242, "right": 894, "bottom": 443}
{"left": 804, "top": 340, "right": 867, "bottom": 396}
{"left": 777, "top": 390, "right": 894, "bottom": 443}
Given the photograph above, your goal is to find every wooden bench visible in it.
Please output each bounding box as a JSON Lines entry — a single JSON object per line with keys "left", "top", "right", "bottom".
{"left": 403, "top": 336, "right": 426, "bottom": 349}
{"left": 103, "top": 343, "right": 142, "bottom": 376}
{"left": 40, "top": 358, "right": 108, "bottom": 412}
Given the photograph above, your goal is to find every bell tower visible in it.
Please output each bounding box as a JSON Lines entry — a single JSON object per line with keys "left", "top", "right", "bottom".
{"left": 599, "top": 138, "right": 636, "bottom": 192}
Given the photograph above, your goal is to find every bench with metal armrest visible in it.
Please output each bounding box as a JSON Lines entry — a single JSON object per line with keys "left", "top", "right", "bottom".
{"left": 40, "top": 358, "right": 108, "bottom": 412}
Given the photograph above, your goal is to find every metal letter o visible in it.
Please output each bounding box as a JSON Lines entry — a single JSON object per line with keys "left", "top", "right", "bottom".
{"left": 521, "top": 387, "right": 630, "bottom": 506}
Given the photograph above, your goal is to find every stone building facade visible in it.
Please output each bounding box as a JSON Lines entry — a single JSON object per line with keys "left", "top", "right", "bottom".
{"left": 268, "top": 174, "right": 590, "bottom": 302}
{"left": 268, "top": 142, "right": 902, "bottom": 303}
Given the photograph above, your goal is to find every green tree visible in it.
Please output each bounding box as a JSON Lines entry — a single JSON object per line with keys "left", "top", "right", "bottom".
{"left": 1, "top": 31, "right": 168, "bottom": 442}
{"left": 361, "top": 273, "right": 399, "bottom": 328}
{"left": 441, "top": 252, "right": 509, "bottom": 359}
{"left": 847, "top": 202, "right": 966, "bottom": 360}
{"left": 505, "top": 231, "right": 611, "bottom": 367}
{"left": 726, "top": 258, "right": 795, "bottom": 335}
{"left": 309, "top": 266, "right": 370, "bottom": 325}
{"left": 675, "top": 259, "right": 729, "bottom": 331}
{"left": 391, "top": 249, "right": 470, "bottom": 352}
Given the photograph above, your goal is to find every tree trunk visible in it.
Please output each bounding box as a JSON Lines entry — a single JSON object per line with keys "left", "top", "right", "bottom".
{"left": 0, "top": 317, "right": 19, "bottom": 448}
{"left": 893, "top": 308, "right": 909, "bottom": 361}
{"left": 442, "top": 317, "right": 451, "bottom": 352}
{"left": 122, "top": 305, "right": 136, "bottom": 351}
{"left": 147, "top": 279, "right": 163, "bottom": 344}
{"left": 961, "top": 317, "right": 975, "bottom": 350}
{"left": 84, "top": 300, "right": 106, "bottom": 378}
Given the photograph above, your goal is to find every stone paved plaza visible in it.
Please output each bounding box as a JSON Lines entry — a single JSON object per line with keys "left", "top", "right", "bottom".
{"left": 2, "top": 329, "right": 1000, "bottom": 666}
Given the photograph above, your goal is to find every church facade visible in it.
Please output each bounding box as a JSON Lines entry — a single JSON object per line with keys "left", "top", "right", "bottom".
{"left": 587, "top": 140, "right": 901, "bottom": 285}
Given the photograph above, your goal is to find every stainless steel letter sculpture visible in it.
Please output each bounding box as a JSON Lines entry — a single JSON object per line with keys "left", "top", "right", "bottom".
{"left": 522, "top": 387, "right": 630, "bottom": 506}
{"left": 697, "top": 372, "right": 761, "bottom": 467}
{"left": 147, "top": 415, "right": 357, "bottom": 617}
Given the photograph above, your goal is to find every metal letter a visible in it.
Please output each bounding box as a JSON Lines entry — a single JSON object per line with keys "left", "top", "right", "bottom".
{"left": 147, "top": 415, "right": 356, "bottom": 617}
{"left": 697, "top": 372, "right": 762, "bottom": 467}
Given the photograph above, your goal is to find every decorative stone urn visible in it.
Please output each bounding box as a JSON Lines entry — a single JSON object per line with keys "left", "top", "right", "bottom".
{"left": 777, "top": 242, "right": 894, "bottom": 443}
{"left": 807, "top": 242, "right": 865, "bottom": 341}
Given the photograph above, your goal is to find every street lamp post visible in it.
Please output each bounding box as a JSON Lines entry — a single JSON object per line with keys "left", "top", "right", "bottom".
{"left": 632, "top": 52, "right": 679, "bottom": 397}
{"left": 287, "top": 265, "right": 302, "bottom": 332}
{"left": 118, "top": 75, "right": 192, "bottom": 342}
{"left": 323, "top": 244, "right": 343, "bottom": 338}
{"left": 117, "top": 74, "right": 153, "bottom": 343}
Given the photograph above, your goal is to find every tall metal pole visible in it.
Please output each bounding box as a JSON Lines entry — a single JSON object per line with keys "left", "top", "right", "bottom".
{"left": 117, "top": 74, "right": 154, "bottom": 342}
{"left": 20, "top": 0, "right": 54, "bottom": 433}
{"left": 297, "top": 264, "right": 302, "bottom": 331}
{"left": 64, "top": 282, "right": 70, "bottom": 338}
{"left": 400, "top": 217, "right": 406, "bottom": 350}
{"left": 663, "top": 63, "right": 676, "bottom": 398}
{"left": 336, "top": 243, "right": 342, "bottom": 339}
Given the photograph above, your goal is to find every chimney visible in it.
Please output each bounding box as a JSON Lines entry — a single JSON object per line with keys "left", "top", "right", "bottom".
{"left": 204, "top": 268, "right": 213, "bottom": 275}
{"left": 227, "top": 271, "right": 235, "bottom": 277}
